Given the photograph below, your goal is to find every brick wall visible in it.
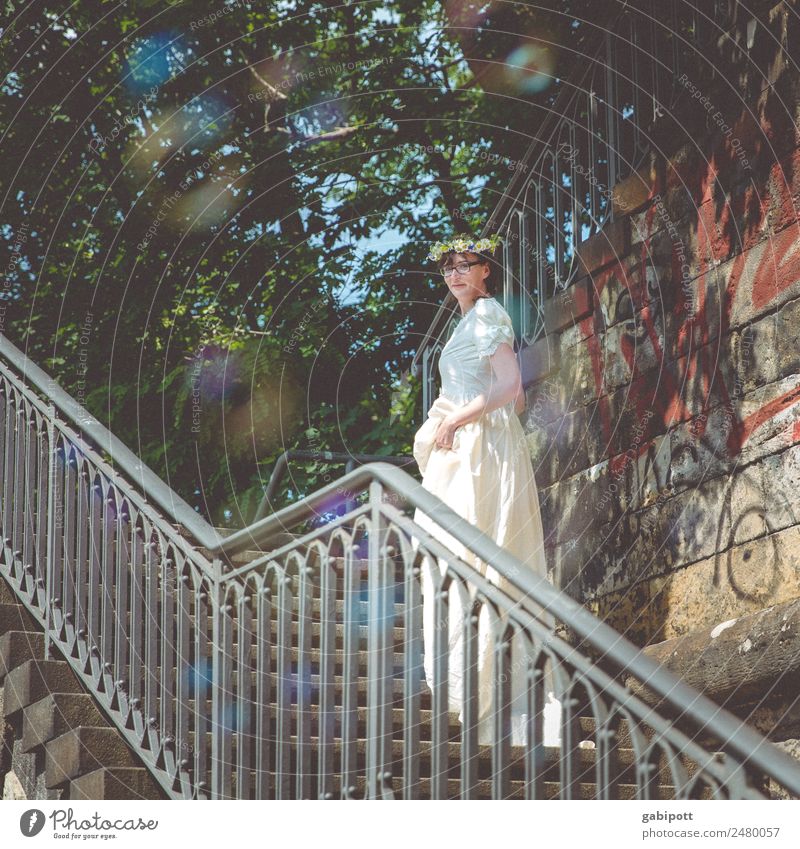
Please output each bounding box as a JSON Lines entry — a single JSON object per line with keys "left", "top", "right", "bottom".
{"left": 522, "top": 0, "right": 800, "bottom": 647}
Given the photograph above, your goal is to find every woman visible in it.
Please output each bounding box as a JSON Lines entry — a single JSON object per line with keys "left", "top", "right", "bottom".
{"left": 412, "top": 232, "right": 560, "bottom": 748}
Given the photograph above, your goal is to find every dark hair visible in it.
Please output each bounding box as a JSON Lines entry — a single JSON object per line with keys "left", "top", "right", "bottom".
{"left": 436, "top": 250, "right": 497, "bottom": 296}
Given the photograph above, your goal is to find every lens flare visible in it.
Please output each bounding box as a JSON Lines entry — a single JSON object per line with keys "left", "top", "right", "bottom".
{"left": 124, "top": 32, "right": 184, "bottom": 94}
{"left": 504, "top": 43, "right": 556, "bottom": 94}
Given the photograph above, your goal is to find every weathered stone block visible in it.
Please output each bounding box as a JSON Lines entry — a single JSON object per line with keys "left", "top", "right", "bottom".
{"left": 0, "top": 631, "right": 44, "bottom": 682}
{"left": 634, "top": 595, "right": 800, "bottom": 707}
{"left": 542, "top": 275, "right": 594, "bottom": 334}
{"left": 2, "top": 660, "right": 83, "bottom": 719}
{"left": 45, "top": 727, "right": 137, "bottom": 789}
{"left": 70, "top": 767, "right": 164, "bottom": 800}
{"left": 0, "top": 603, "right": 37, "bottom": 637}
{"left": 575, "top": 217, "right": 630, "bottom": 278}
{"left": 612, "top": 149, "right": 664, "bottom": 217}
{"left": 519, "top": 332, "right": 559, "bottom": 388}
{"left": 22, "top": 694, "right": 105, "bottom": 754}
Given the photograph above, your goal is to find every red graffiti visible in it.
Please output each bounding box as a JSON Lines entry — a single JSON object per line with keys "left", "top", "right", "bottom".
{"left": 587, "top": 146, "right": 800, "bottom": 466}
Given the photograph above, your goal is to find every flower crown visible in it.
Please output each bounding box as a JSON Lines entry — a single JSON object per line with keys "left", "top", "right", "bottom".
{"left": 427, "top": 232, "right": 503, "bottom": 263}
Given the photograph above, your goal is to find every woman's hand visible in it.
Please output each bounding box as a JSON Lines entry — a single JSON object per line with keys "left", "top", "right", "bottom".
{"left": 433, "top": 413, "right": 461, "bottom": 450}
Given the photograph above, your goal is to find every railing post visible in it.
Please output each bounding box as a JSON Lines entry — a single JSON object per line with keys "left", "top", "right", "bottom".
{"left": 209, "top": 557, "right": 227, "bottom": 799}
{"left": 366, "top": 480, "right": 393, "bottom": 799}
{"left": 43, "top": 405, "right": 56, "bottom": 660}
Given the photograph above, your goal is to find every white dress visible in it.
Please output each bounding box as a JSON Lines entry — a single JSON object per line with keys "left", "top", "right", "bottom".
{"left": 411, "top": 296, "right": 559, "bottom": 747}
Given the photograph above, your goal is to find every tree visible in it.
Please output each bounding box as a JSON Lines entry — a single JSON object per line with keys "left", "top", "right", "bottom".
{"left": 1, "top": 0, "right": 587, "bottom": 525}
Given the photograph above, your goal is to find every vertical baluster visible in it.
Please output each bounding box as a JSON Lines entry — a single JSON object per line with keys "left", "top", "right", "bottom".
{"left": 21, "top": 414, "right": 35, "bottom": 599}
{"left": 8, "top": 398, "right": 25, "bottom": 582}
{"left": 491, "top": 625, "right": 512, "bottom": 800}
{"left": 563, "top": 121, "right": 578, "bottom": 281}
{"left": 317, "top": 549, "right": 336, "bottom": 799}
{"left": 460, "top": 593, "right": 480, "bottom": 800}
{"left": 402, "top": 548, "right": 423, "bottom": 800}
{"left": 2, "top": 391, "right": 15, "bottom": 553}
{"left": 236, "top": 588, "right": 253, "bottom": 799}
{"left": 593, "top": 704, "right": 614, "bottom": 799}
{"left": 531, "top": 181, "right": 547, "bottom": 304}
{"left": 295, "top": 558, "right": 313, "bottom": 799}
{"left": 159, "top": 550, "right": 176, "bottom": 775}
{"left": 0, "top": 385, "right": 7, "bottom": 532}
{"left": 431, "top": 560, "right": 450, "bottom": 800}
{"left": 174, "top": 564, "right": 190, "bottom": 789}
{"left": 273, "top": 569, "right": 292, "bottom": 798}
{"left": 525, "top": 658, "right": 547, "bottom": 800}
{"left": 12, "top": 406, "right": 25, "bottom": 577}
{"left": 61, "top": 446, "right": 77, "bottom": 644}
{"left": 560, "top": 685, "right": 580, "bottom": 800}
{"left": 128, "top": 523, "right": 145, "bottom": 737}
{"left": 551, "top": 146, "right": 565, "bottom": 287}
{"left": 50, "top": 439, "right": 65, "bottom": 641}
{"left": 73, "top": 464, "right": 89, "bottom": 662}
{"left": 99, "top": 489, "right": 116, "bottom": 697}
{"left": 340, "top": 544, "right": 361, "bottom": 798}
{"left": 254, "top": 580, "right": 272, "bottom": 799}
{"left": 33, "top": 419, "right": 49, "bottom": 612}
{"left": 43, "top": 419, "right": 58, "bottom": 659}
{"left": 587, "top": 89, "right": 600, "bottom": 233}
{"left": 194, "top": 581, "right": 210, "bottom": 798}
{"left": 518, "top": 210, "right": 532, "bottom": 342}
{"left": 211, "top": 586, "right": 233, "bottom": 799}
{"left": 113, "top": 503, "right": 130, "bottom": 710}
{"left": 502, "top": 234, "right": 513, "bottom": 311}
{"left": 366, "top": 482, "right": 393, "bottom": 800}
{"left": 143, "top": 534, "right": 159, "bottom": 754}
{"left": 86, "top": 480, "right": 103, "bottom": 682}
{"left": 1, "top": 390, "right": 11, "bottom": 548}
{"left": 604, "top": 30, "right": 620, "bottom": 203}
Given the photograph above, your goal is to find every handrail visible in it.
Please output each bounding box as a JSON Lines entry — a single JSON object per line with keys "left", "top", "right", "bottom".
{"left": 0, "top": 332, "right": 223, "bottom": 550}
{"left": 252, "top": 448, "right": 415, "bottom": 522}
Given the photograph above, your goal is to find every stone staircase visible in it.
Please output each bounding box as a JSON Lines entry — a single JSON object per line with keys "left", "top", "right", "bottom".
{"left": 0, "top": 576, "right": 165, "bottom": 799}
{"left": 0, "top": 532, "right": 708, "bottom": 801}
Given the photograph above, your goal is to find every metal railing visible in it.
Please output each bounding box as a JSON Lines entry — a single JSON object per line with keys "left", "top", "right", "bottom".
{"left": 413, "top": 0, "right": 752, "bottom": 407}
{"left": 3, "top": 333, "right": 800, "bottom": 798}
{"left": 252, "top": 449, "right": 415, "bottom": 523}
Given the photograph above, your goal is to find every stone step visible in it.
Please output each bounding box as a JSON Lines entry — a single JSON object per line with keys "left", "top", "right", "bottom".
{"left": 258, "top": 771, "right": 643, "bottom": 801}
{"left": 263, "top": 621, "right": 406, "bottom": 647}
{"left": 0, "top": 630, "right": 44, "bottom": 681}
{"left": 0, "top": 576, "right": 19, "bottom": 604}
{"left": 258, "top": 704, "right": 465, "bottom": 741}
{"left": 170, "top": 597, "right": 409, "bottom": 625}
{"left": 2, "top": 659, "right": 84, "bottom": 718}
{"left": 21, "top": 693, "right": 106, "bottom": 754}
{"left": 0, "top": 602, "right": 38, "bottom": 637}
{"left": 69, "top": 767, "right": 166, "bottom": 800}
{"left": 45, "top": 726, "right": 140, "bottom": 789}
{"left": 218, "top": 644, "right": 410, "bottom": 673}
{"left": 206, "top": 734, "right": 568, "bottom": 784}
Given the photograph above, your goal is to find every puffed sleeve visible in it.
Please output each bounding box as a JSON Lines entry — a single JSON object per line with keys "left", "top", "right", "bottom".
{"left": 472, "top": 298, "right": 516, "bottom": 358}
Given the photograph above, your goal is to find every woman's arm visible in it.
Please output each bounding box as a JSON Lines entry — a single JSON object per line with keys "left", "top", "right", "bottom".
{"left": 433, "top": 342, "right": 522, "bottom": 448}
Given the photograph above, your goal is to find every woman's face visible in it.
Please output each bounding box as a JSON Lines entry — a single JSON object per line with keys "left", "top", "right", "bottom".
{"left": 440, "top": 252, "right": 490, "bottom": 311}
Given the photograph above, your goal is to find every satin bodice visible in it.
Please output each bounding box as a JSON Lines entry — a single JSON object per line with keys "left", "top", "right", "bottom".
{"left": 437, "top": 296, "right": 516, "bottom": 406}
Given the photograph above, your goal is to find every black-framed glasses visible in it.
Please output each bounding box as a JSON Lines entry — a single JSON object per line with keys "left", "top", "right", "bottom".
{"left": 441, "top": 260, "right": 484, "bottom": 278}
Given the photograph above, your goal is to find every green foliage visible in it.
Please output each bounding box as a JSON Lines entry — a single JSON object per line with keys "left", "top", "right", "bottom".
{"left": 0, "top": 0, "right": 583, "bottom": 527}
